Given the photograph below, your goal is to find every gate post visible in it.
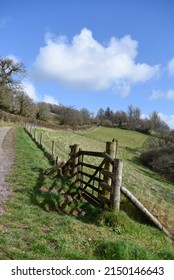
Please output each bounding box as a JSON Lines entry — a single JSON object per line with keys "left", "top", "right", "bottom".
{"left": 102, "top": 141, "right": 117, "bottom": 198}
{"left": 70, "top": 144, "right": 80, "bottom": 182}
{"left": 111, "top": 159, "right": 123, "bottom": 211}
{"left": 78, "top": 148, "right": 84, "bottom": 188}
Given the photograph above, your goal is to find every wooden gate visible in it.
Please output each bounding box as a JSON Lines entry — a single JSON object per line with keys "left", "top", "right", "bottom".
{"left": 67, "top": 140, "right": 123, "bottom": 210}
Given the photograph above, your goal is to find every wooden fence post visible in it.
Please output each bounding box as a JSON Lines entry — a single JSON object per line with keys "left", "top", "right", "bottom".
{"left": 52, "top": 140, "right": 55, "bottom": 156}
{"left": 34, "top": 128, "right": 36, "bottom": 140}
{"left": 102, "top": 141, "right": 117, "bottom": 197}
{"left": 111, "top": 159, "right": 123, "bottom": 211}
{"left": 40, "top": 133, "right": 43, "bottom": 146}
{"left": 112, "top": 138, "right": 118, "bottom": 158}
{"left": 70, "top": 144, "right": 80, "bottom": 181}
{"left": 78, "top": 148, "right": 84, "bottom": 188}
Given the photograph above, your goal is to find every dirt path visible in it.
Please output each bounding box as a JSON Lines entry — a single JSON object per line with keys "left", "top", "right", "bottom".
{"left": 0, "top": 126, "right": 14, "bottom": 214}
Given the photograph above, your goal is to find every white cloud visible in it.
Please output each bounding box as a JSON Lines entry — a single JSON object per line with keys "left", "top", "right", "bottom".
{"left": 21, "top": 79, "right": 38, "bottom": 101}
{"left": 149, "top": 89, "right": 174, "bottom": 100}
{"left": 168, "top": 57, "right": 174, "bottom": 76}
{"left": 166, "top": 89, "right": 174, "bottom": 100}
{"left": 43, "top": 95, "right": 59, "bottom": 105}
{"left": 159, "top": 113, "right": 174, "bottom": 129}
{"left": 33, "top": 28, "right": 159, "bottom": 95}
{"left": 149, "top": 90, "right": 163, "bottom": 100}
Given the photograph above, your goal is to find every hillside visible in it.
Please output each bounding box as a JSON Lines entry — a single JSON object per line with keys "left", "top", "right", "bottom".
{"left": 29, "top": 126, "right": 174, "bottom": 236}
{"left": 0, "top": 125, "right": 174, "bottom": 260}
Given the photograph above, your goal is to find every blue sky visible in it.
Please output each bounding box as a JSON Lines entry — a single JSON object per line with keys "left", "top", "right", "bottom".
{"left": 1, "top": 0, "right": 174, "bottom": 128}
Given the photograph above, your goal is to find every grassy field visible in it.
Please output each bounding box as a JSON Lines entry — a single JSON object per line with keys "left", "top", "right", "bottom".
{"left": 30, "top": 125, "right": 174, "bottom": 234}
{"left": 0, "top": 126, "right": 174, "bottom": 260}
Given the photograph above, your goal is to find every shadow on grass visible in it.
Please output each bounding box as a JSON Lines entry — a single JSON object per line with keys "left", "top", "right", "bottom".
{"left": 29, "top": 167, "right": 101, "bottom": 221}
{"left": 29, "top": 166, "right": 155, "bottom": 227}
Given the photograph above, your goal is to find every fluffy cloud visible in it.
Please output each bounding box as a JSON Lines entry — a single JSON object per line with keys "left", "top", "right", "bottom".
{"left": 166, "top": 89, "right": 174, "bottom": 100}
{"left": 34, "top": 28, "right": 159, "bottom": 96}
{"left": 168, "top": 57, "right": 174, "bottom": 75}
{"left": 159, "top": 113, "right": 174, "bottom": 130}
{"left": 21, "top": 79, "right": 38, "bottom": 101}
{"left": 149, "top": 89, "right": 174, "bottom": 100}
{"left": 43, "top": 95, "right": 59, "bottom": 105}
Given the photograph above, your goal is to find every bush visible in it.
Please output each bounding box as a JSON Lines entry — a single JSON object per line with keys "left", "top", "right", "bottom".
{"left": 140, "top": 146, "right": 174, "bottom": 182}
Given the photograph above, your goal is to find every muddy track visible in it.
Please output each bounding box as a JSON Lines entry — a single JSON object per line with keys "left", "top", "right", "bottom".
{"left": 0, "top": 126, "right": 14, "bottom": 214}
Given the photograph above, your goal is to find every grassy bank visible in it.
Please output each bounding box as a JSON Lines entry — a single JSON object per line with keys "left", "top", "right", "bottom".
{"left": 0, "top": 127, "right": 174, "bottom": 260}
{"left": 30, "top": 126, "right": 174, "bottom": 235}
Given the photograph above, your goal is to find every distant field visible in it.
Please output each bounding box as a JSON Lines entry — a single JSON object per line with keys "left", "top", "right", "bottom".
{"left": 31, "top": 125, "right": 174, "bottom": 235}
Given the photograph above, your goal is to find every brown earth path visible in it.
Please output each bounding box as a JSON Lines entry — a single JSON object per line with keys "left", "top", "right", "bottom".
{"left": 0, "top": 126, "right": 14, "bottom": 214}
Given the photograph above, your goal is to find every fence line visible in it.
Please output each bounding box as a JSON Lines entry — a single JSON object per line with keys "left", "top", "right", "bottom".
{"left": 25, "top": 124, "right": 172, "bottom": 238}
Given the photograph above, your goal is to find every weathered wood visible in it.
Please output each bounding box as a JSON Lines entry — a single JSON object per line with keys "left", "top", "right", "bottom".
{"left": 102, "top": 141, "right": 117, "bottom": 197}
{"left": 70, "top": 144, "right": 80, "bottom": 181}
{"left": 79, "top": 182, "right": 102, "bottom": 194}
{"left": 52, "top": 140, "right": 55, "bottom": 155}
{"left": 101, "top": 168, "right": 114, "bottom": 179}
{"left": 79, "top": 171, "right": 102, "bottom": 183}
{"left": 104, "top": 152, "right": 115, "bottom": 164}
{"left": 40, "top": 133, "right": 43, "bottom": 146}
{"left": 121, "top": 185, "right": 172, "bottom": 238}
{"left": 34, "top": 128, "right": 36, "bottom": 139}
{"left": 78, "top": 148, "right": 84, "bottom": 189}
{"left": 81, "top": 162, "right": 101, "bottom": 170}
{"left": 112, "top": 138, "right": 118, "bottom": 158}
{"left": 83, "top": 158, "right": 105, "bottom": 190}
{"left": 111, "top": 159, "right": 123, "bottom": 211}
{"left": 82, "top": 192, "right": 101, "bottom": 208}
{"left": 80, "top": 151, "right": 104, "bottom": 157}
{"left": 100, "top": 182, "right": 112, "bottom": 192}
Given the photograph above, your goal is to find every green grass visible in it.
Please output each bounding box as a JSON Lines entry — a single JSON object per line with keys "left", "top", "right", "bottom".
{"left": 29, "top": 126, "right": 174, "bottom": 235}
{"left": 0, "top": 127, "right": 174, "bottom": 260}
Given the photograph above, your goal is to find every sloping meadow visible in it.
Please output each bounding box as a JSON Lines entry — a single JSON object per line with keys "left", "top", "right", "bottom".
{"left": 32, "top": 126, "right": 174, "bottom": 236}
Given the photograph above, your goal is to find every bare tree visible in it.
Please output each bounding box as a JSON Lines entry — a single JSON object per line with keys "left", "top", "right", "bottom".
{"left": 0, "top": 57, "right": 25, "bottom": 87}
{"left": 13, "top": 90, "right": 36, "bottom": 117}
{"left": 0, "top": 57, "right": 26, "bottom": 113}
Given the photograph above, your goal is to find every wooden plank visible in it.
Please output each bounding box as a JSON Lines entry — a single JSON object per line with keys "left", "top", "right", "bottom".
{"left": 80, "top": 151, "right": 104, "bottom": 157}
{"left": 83, "top": 158, "right": 106, "bottom": 189}
{"left": 101, "top": 168, "right": 114, "bottom": 179}
{"left": 104, "top": 152, "right": 115, "bottom": 164}
{"left": 79, "top": 181, "right": 102, "bottom": 194}
{"left": 82, "top": 191, "right": 101, "bottom": 208}
{"left": 100, "top": 182, "right": 112, "bottom": 192}
{"left": 81, "top": 162, "right": 101, "bottom": 170}
{"left": 79, "top": 171, "right": 102, "bottom": 183}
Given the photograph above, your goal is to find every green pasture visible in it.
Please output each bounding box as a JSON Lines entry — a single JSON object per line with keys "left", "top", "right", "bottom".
{"left": 0, "top": 126, "right": 174, "bottom": 260}
{"left": 31, "top": 125, "right": 174, "bottom": 232}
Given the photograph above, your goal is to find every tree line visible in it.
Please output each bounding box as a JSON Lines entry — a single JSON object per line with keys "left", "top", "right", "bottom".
{"left": 1, "top": 56, "right": 174, "bottom": 182}
{"left": 0, "top": 56, "right": 171, "bottom": 135}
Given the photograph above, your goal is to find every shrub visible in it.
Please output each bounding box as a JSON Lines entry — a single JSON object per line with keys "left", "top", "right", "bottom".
{"left": 140, "top": 146, "right": 174, "bottom": 182}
